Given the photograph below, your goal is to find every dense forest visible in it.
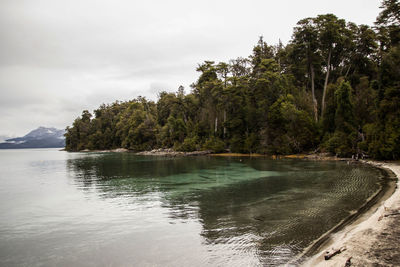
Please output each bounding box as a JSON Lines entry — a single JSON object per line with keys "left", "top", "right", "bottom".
{"left": 65, "top": 0, "right": 400, "bottom": 160}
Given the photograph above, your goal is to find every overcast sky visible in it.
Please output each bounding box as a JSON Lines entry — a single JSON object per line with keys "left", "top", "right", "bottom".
{"left": 0, "top": 0, "right": 382, "bottom": 138}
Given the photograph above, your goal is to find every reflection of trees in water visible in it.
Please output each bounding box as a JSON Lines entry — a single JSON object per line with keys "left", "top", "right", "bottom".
{"left": 66, "top": 154, "right": 382, "bottom": 265}
{"left": 66, "top": 153, "right": 223, "bottom": 194}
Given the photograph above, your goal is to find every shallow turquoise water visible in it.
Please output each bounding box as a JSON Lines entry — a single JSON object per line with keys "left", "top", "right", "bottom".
{"left": 0, "top": 149, "right": 384, "bottom": 266}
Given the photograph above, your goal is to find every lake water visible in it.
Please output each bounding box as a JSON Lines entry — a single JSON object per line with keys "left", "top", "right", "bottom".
{"left": 0, "top": 149, "right": 385, "bottom": 266}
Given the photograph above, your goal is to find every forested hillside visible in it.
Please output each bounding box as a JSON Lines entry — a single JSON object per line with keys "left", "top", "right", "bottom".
{"left": 65, "top": 0, "right": 400, "bottom": 159}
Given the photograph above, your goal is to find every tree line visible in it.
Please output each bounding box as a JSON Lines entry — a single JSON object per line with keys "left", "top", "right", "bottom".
{"left": 65, "top": 0, "right": 400, "bottom": 159}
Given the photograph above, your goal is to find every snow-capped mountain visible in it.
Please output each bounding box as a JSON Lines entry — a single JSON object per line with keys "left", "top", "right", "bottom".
{"left": 0, "top": 127, "right": 65, "bottom": 149}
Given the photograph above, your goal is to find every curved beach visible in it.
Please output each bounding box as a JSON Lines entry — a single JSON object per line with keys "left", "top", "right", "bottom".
{"left": 302, "top": 161, "right": 400, "bottom": 266}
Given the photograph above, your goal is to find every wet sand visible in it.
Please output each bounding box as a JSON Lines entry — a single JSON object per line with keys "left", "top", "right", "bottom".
{"left": 301, "top": 161, "right": 400, "bottom": 267}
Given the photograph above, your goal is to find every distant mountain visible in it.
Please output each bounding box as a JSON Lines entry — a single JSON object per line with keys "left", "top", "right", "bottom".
{"left": 0, "top": 127, "right": 65, "bottom": 149}
{"left": 0, "top": 135, "right": 12, "bottom": 143}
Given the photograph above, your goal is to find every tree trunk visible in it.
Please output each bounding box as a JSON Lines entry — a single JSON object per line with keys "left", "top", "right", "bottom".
{"left": 223, "top": 110, "right": 226, "bottom": 138}
{"left": 344, "top": 64, "right": 351, "bottom": 77}
{"left": 321, "top": 47, "right": 332, "bottom": 118}
{"left": 215, "top": 116, "right": 218, "bottom": 135}
{"left": 310, "top": 64, "right": 318, "bottom": 122}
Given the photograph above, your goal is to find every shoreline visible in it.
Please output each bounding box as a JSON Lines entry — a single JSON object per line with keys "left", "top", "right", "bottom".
{"left": 300, "top": 160, "right": 400, "bottom": 266}
{"left": 70, "top": 148, "right": 356, "bottom": 162}
{"left": 73, "top": 148, "right": 212, "bottom": 156}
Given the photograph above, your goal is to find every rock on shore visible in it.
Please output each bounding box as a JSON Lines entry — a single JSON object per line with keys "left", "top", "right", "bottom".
{"left": 136, "top": 148, "right": 212, "bottom": 156}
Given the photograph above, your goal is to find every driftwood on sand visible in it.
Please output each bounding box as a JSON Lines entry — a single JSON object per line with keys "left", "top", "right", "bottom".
{"left": 324, "top": 247, "right": 346, "bottom": 260}
{"left": 345, "top": 256, "right": 352, "bottom": 266}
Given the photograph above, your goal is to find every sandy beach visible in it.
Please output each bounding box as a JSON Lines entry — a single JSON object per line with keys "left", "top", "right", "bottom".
{"left": 301, "top": 161, "right": 400, "bottom": 267}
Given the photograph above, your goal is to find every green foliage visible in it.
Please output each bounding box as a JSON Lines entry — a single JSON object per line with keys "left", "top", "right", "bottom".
{"left": 322, "top": 81, "right": 358, "bottom": 157}
{"left": 229, "top": 135, "right": 245, "bottom": 153}
{"left": 334, "top": 81, "right": 355, "bottom": 133}
{"left": 323, "top": 131, "right": 355, "bottom": 157}
{"left": 65, "top": 2, "right": 400, "bottom": 160}
{"left": 267, "top": 95, "right": 317, "bottom": 154}
{"left": 376, "top": 0, "right": 400, "bottom": 27}
{"left": 363, "top": 86, "right": 400, "bottom": 159}
{"left": 175, "top": 136, "right": 199, "bottom": 152}
{"left": 244, "top": 133, "right": 259, "bottom": 154}
{"left": 203, "top": 137, "right": 225, "bottom": 153}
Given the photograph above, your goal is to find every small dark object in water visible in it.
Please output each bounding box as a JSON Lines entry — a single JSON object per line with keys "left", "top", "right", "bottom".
{"left": 253, "top": 216, "right": 265, "bottom": 221}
